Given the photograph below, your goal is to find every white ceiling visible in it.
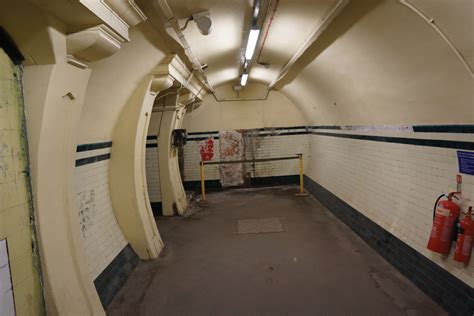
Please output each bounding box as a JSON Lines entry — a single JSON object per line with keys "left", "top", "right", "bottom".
{"left": 168, "top": 0, "right": 252, "bottom": 88}
{"left": 251, "top": 0, "right": 339, "bottom": 85}
{"left": 165, "top": 0, "right": 342, "bottom": 89}
{"left": 30, "top": 0, "right": 473, "bottom": 94}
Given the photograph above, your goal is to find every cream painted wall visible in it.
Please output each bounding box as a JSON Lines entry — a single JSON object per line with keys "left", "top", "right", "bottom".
{"left": 78, "top": 23, "right": 170, "bottom": 144}
{"left": 181, "top": 89, "right": 308, "bottom": 133}
{"left": 1, "top": 0, "right": 472, "bottom": 313}
{"left": 2, "top": 2, "right": 106, "bottom": 313}
{"left": 0, "top": 49, "right": 44, "bottom": 316}
{"left": 23, "top": 50, "right": 105, "bottom": 316}
{"left": 278, "top": 0, "right": 474, "bottom": 125}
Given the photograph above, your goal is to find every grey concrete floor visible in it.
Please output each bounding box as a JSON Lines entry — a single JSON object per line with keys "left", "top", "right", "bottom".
{"left": 107, "top": 186, "right": 445, "bottom": 316}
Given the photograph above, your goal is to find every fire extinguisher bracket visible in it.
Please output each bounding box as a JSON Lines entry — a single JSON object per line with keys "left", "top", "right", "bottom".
{"left": 454, "top": 206, "right": 473, "bottom": 264}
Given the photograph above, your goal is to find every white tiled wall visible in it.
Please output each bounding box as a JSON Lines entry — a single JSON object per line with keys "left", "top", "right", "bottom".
{"left": 183, "top": 137, "right": 220, "bottom": 181}
{"left": 243, "top": 133, "right": 310, "bottom": 178}
{"left": 74, "top": 147, "right": 128, "bottom": 280}
{"left": 146, "top": 144, "right": 161, "bottom": 202}
{"left": 181, "top": 130, "right": 310, "bottom": 182}
{"left": 145, "top": 125, "right": 473, "bottom": 287}
{"left": 307, "top": 129, "right": 474, "bottom": 287}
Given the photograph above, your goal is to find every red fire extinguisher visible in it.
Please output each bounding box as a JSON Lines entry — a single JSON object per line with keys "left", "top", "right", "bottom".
{"left": 427, "top": 192, "right": 461, "bottom": 254}
{"left": 454, "top": 207, "right": 473, "bottom": 263}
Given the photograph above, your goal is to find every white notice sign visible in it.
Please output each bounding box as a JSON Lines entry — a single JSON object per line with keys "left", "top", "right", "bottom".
{"left": 0, "top": 239, "right": 15, "bottom": 315}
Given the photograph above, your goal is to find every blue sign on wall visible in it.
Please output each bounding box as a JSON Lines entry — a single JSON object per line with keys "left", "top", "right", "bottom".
{"left": 457, "top": 151, "right": 474, "bottom": 175}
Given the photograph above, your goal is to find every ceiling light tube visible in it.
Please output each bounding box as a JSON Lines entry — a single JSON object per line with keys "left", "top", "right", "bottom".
{"left": 245, "top": 29, "right": 260, "bottom": 60}
{"left": 241, "top": 73, "right": 249, "bottom": 86}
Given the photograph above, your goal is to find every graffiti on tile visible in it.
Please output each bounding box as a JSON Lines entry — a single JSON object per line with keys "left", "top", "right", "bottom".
{"left": 77, "top": 189, "right": 96, "bottom": 238}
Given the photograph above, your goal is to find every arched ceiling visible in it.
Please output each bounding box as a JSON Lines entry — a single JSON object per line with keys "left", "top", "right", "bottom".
{"left": 277, "top": 0, "right": 474, "bottom": 124}
{"left": 409, "top": 0, "right": 473, "bottom": 71}
{"left": 23, "top": 0, "right": 473, "bottom": 94}
{"left": 156, "top": 0, "right": 252, "bottom": 87}
{"left": 16, "top": 0, "right": 473, "bottom": 125}
{"left": 136, "top": 0, "right": 473, "bottom": 94}
{"left": 139, "top": 0, "right": 354, "bottom": 89}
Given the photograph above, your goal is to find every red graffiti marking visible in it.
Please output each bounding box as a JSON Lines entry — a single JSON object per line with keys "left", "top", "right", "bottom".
{"left": 200, "top": 137, "right": 214, "bottom": 161}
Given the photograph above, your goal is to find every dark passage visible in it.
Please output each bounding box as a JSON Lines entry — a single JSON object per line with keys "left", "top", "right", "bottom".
{"left": 107, "top": 186, "right": 444, "bottom": 315}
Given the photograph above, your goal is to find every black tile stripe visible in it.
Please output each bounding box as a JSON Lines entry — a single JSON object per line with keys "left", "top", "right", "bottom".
{"left": 75, "top": 153, "right": 111, "bottom": 167}
{"left": 94, "top": 244, "right": 139, "bottom": 307}
{"left": 183, "top": 175, "right": 299, "bottom": 192}
{"left": 255, "top": 131, "right": 309, "bottom": 137}
{"left": 256, "top": 125, "right": 309, "bottom": 132}
{"left": 187, "top": 126, "right": 309, "bottom": 136}
{"left": 187, "top": 124, "right": 474, "bottom": 140}
{"left": 308, "top": 125, "right": 342, "bottom": 130}
{"left": 303, "top": 176, "right": 474, "bottom": 315}
{"left": 187, "top": 131, "right": 309, "bottom": 141}
{"left": 311, "top": 131, "right": 474, "bottom": 150}
{"left": 187, "top": 131, "right": 220, "bottom": 136}
{"left": 413, "top": 124, "right": 474, "bottom": 134}
{"left": 308, "top": 125, "right": 474, "bottom": 134}
{"left": 76, "top": 141, "right": 112, "bottom": 152}
{"left": 146, "top": 144, "right": 158, "bottom": 148}
{"left": 187, "top": 136, "right": 220, "bottom": 141}
{"left": 150, "top": 202, "right": 163, "bottom": 216}
{"left": 147, "top": 135, "right": 158, "bottom": 140}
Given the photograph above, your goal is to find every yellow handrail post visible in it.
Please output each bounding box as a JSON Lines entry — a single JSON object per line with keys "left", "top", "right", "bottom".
{"left": 296, "top": 153, "right": 308, "bottom": 197}
{"left": 299, "top": 154, "right": 304, "bottom": 194}
{"left": 200, "top": 161, "right": 206, "bottom": 201}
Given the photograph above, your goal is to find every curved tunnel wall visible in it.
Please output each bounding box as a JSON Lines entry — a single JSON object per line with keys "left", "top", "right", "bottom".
{"left": 73, "top": 24, "right": 174, "bottom": 306}
{"left": 1, "top": 2, "right": 175, "bottom": 311}
{"left": 75, "top": 24, "right": 169, "bottom": 278}
{"left": 269, "top": 0, "right": 474, "bottom": 311}
{"left": 177, "top": 89, "right": 309, "bottom": 194}
{"left": 180, "top": 0, "right": 474, "bottom": 311}
{"left": 278, "top": 0, "right": 473, "bottom": 125}
{"left": 0, "top": 0, "right": 472, "bottom": 314}
{"left": 182, "top": 89, "right": 308, "bottom": 132}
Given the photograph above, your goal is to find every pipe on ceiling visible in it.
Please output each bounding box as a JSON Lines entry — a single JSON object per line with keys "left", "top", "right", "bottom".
{"left": 399, "top": 0, "right": 473, "bottom": 79}
{"left": 268, "top": 0, "right": 350, "bottom": 89}
{"left": 256, "top": 0, "right": 280, "bottom": 64}
{"left": 153, "top": 0, "right": 215, "bottom": 92}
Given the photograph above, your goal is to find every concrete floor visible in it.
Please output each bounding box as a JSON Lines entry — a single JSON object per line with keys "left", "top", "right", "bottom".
{"left": 107, "top": 186, "right": 445, "bottom": 316}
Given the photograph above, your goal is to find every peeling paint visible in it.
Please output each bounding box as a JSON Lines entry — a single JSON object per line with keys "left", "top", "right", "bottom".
{"left": 0, "top": 48, "right": 45, "bottom": 315}
{"left": 219, "top": 131, "right": 244, "bottom": 187}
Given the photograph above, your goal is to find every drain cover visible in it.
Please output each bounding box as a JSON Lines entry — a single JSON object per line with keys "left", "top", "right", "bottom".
{"left": 237, "top": 217, "right": 285, "bottom": 234}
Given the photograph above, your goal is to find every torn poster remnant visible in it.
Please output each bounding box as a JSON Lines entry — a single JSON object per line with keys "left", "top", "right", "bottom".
{"left": 219, "top": 130, "right": 244, "bottom": 187}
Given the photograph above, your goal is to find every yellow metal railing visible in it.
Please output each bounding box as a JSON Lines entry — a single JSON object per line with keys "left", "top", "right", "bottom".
{"left": 199, "top": 154, "right": 307, "bottom": 201}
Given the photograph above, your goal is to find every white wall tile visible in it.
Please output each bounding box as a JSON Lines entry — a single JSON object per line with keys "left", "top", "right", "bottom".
{"left": 307, "top": 132, "right": 474, "bottom": 287}
{"left": 74, "top": 150, "right": 128, "bottom": 280}
{"left": 146, "top": 146, "right": 161, "bottom": 202}
{"left": 182, "top": 134, "right": 310, "bottom": 181}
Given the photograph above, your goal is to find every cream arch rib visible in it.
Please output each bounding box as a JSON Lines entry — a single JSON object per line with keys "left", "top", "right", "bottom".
{"left": 109, "top": 54, "right": 208, "bottom": 258}
{"left": 23, "top": 38, "right": 105, "bottom": 316}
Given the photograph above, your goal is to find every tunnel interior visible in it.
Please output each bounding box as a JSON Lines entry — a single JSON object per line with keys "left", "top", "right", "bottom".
{"left": 0, "top": 0, "right": 473, "bottom": 315}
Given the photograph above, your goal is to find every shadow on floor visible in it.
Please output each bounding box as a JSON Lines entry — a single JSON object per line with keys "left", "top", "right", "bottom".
{"left": 107, "top": 186, "right": 445, "bottom": 316}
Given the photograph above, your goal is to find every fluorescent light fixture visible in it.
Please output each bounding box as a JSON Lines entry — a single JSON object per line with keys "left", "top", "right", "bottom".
{"left": 241, "top": 73, "right": 249, "bottom": 86}
{"left": 245, "top": 29, "right": 260, "bottom": 60}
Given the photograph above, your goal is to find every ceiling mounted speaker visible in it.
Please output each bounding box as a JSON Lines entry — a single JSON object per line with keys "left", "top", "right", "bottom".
{"left": 193, "top": 11, "right": 212, "bottom": 35}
